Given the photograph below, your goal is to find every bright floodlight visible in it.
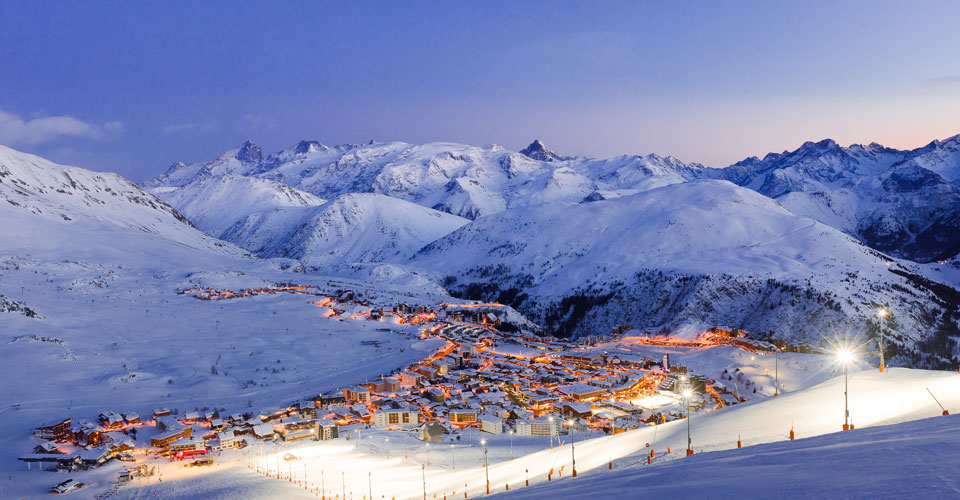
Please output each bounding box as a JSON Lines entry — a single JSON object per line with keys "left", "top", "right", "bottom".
{"left": 836, "top": 348, "right": 854, "bottom": 364}
{"left": 682, "top": 389, "right": 692, "bottom": 398}
{"left": 680, "top": 375, "right": 687, "bottom": 382}
{"left": 877, "top": 308, "right": 888, "bottom": 318}
{"left": 481, "top": 439, "right": 486, "bottom": 446}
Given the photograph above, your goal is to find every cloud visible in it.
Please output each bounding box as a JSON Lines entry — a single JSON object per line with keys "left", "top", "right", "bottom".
{"left": 924, "top": 75, "right": 960, "bottom": 87}
{"left": 162, "top": 122, "right": 216, "bottom": 134}
{"left": 0, "top": 109, "right": 123, "bottom": 146}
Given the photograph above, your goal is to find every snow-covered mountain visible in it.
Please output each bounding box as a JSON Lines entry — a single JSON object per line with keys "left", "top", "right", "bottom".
{"left": 707, "top": 136, "right": 960, "bottom": 263}
{"left": 219, "top": 193, "right": 469, "bottom": 269}
{"left": 149, "top": 173, "right": 326, "bottom": 237}
{"left": 149, "top": 139, "right": 703, "bottom": 220}
{"left": 411, "top": 180, "right": 960, "bottom": 367}
{"left": 0, "top": 144, "right": 250, "bottom": 261}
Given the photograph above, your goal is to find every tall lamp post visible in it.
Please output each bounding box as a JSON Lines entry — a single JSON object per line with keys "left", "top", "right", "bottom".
{"left": 838, "top": 348, "right": 854, "bottom": 430}
{"left": 877, "top": 308, "right": 888, "bottom": 372}
{"left": 482, "top": 439, "right": 490, "bottom": 495}
{"left": 774, "top": 349, "right": 779, "bottom": 396}
{"left": 683, "top": 388, "right": 693, "bottom": 456}
{"left": 509, "top": 430, "right": 514, "bottom": 460}
{"left": 567, "top": 420, "right": 577, "bottom": 477}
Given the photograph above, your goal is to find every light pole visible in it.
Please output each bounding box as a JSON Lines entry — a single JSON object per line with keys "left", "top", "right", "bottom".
{"left": 451, "top": 443, "right": 456, "bottom": 470}
{"left": 426, "top": 442, "right": 430, "bottom": 466}
{"left": 683, "top": 388, "right": 693, "bottom": 456}
{"left": 877, "top": 308, "right": 888, "bottom": 372}
{"left": 548, "top": 416, "right": 555, "bottom": 448}
{"left": 422, "top": 464, "right": 426, "bottom": 500}
{"left": 774, "top": 349, "right": 779, "bottom": 397}
{"left": 567, "top": 420, "right": 577, "bottom": 477}
{"left": 838, "top": 348, "right": 854, "bottom": 430}
{"left": 482, "top": 439, "right": 489, "bottom": 495}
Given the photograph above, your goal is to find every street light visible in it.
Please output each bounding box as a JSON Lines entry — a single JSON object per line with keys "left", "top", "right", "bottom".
{"left": 548, "top": 416, "right": 555, "bottom": 448}
{"left": 426, "top": 442, "right": 430, "bottom": 466}
{"left": 567, "top": 420, "right": 577, "bottom": 477}
{"left": 837, "top": 347, "right": 855, "bottom": 431}
{"left": 481, "top": 439, "right": 490, "bottom": 494}
{"left": 508, "top": 430, "right": 514, "bottom": 460}
{"left": 877, "top": 308, "right": 888, "bottom": 372}
{"left": 683, "top": 388, "right": 693, "bottom": 456}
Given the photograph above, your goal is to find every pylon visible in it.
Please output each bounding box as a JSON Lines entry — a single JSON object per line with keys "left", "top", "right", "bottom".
{"left": 789, "top": 427, "right": 795, "bottom": 440}
{"left": 609, "top": 460, "right": 612, "bottom": 469}
{"left": 686, "top": 449, "right": 694, "bottom": 456}
{"left": 506, "top": 483, "right": 509, "bottom": 491}
{"left": 944, "top": 410, "right": 950, "bottom": 416}
{"left": 647, "top": 455, "right": 651, "bottom": 464}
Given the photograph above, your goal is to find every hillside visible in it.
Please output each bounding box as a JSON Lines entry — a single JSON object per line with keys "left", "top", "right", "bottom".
{"left": 411, "top": 180, "right": 960, "bottom": 367}
{"left": 219, "top": 193, "right": 469, "bottom": 269}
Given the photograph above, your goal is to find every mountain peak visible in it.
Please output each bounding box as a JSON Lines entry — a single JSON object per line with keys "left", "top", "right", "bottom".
{"left": 293, "top": 140, "right": 327, "bottom": 155}
{"left": 236, "top": 140, "right": 265, "bottom": 164}
{"left": 520, "top": 139, "right": 568, "bottom": 162}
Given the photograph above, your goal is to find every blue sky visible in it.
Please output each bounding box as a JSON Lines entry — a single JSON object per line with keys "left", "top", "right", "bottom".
{"left": 1, "top": 0, "right": 959, "bottom": 180}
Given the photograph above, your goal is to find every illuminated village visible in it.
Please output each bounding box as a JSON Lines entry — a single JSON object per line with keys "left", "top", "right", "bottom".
{"left": 14, "top": 281, "right": 815, "bottom": 497}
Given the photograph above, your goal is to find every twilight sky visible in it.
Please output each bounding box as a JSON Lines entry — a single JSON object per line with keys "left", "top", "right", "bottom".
{"left": 2, "top": 0, "right": 959, "bottom": 180}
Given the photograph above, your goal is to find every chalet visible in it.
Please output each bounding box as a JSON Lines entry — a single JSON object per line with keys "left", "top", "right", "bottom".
{"left": 72, "top": 423, "right": 106, "bottom": 448}
{"left": 34, "top": 418, "right": 72, "bottom": 442}
{"left": 374, "top": 409, "right": 418, "bottom": 428}
{"left": 252, "top": 424, "right": 276, "bottom": 440}
{"left": 153, "top": 408, "right": 171, "bottom": 418}
{"left": 151, "top": 427, "right": 191, "bottom": 448}
{"left": 319, "top": 394, "right": 347, "bottom": 409}
{"left": 124, "top": 412, "right": 141, "bottom": 425}
{"left": 218, "top": 430, "right": 240, "bottom": 449}
{"left": 210, "top": 418, "right": 224, "bottom": 431}
{"left": 156, "top": 416, "right": 180, "bottom": 432}
{"left": 559, "top": 402, "right": 594, "bottom": 419}
{"left": 480, "top": 415, "right": 503, "bottom": 434}
{"left": 418, "top": 421, "right": 446, "bottom": 442}
{"left": 99, "top": 411, "right": 124, "bottom": 430}
{"left": 182, "top": 411, "right": 201, "bottom": 424}
{"left": 34, "top": 441, "right": 62, "bottom": 454}
{"left": 108, "top": 440, "right": 135, "bottom": 457}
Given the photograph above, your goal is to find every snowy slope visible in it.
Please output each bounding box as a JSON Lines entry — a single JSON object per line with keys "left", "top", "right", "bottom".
{"left": 150, "top": 173, "right": 326, "bottom": 237}
{"left": 0, "top": 144, "right": 250, "bottom": 260}
{"left": 411, "top": 180, "right": 960, "bottom": 366}
{"left": 220, "top": 193, "right": 469, "bottom": 269}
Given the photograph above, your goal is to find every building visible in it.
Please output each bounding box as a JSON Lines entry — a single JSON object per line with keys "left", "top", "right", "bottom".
{"left": 418, "top": 421, "right": 446, "bottom": 442}
{"left": 448, "top": 409, "right": 478, "bottom": 426}
{"left": 316, "top": 419, "right": 339, "bottom": 440}
{"left": 151, "top": 427, "right": 191, "bottom": 448}
{"left": 374, "top": 409, "right": 418, "bottom": 428}
{"left": 400, "top": 371, "right": 423, "bottom": 387}
{"left": 480, "top": 415, "right": 503, "bottom": 434}
{"left": 34, "top": 418, "right": 72, "bottom": 442}
{"left": 319, "top": 394, "right": 347, "bottom": 409}
{"left": 252, "top": 424, "right": 276, "bottom": 440}
{"left": 218, "top": 430, "right": 240, "bottom": 449}
{"left": 557, "top": 383, "right": 607, "bottom": 402}
{"left": 343, "top": 387, "right": 372, "bottom": 404}
{"left": 515, "top": 418, "right": 558, "bottom": 437}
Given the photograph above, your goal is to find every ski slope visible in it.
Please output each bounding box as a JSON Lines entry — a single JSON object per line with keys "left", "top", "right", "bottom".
{"left": 113, "top": 367, "right": 960, "bottom": 499}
